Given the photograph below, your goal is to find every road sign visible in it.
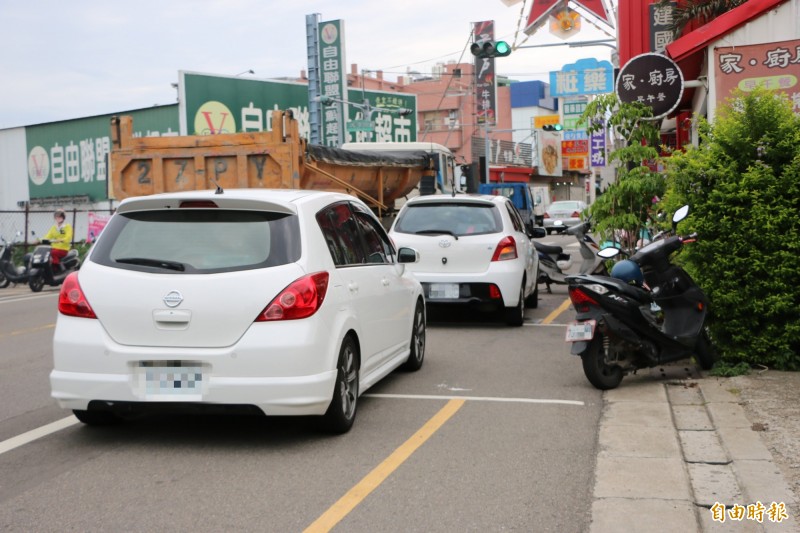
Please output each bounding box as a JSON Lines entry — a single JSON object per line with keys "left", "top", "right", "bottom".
{"left": 615, "top": 53, "right": 684, "bottom": 120}
{"left": 347, "top": 119, "right": 374, "bottom": 132}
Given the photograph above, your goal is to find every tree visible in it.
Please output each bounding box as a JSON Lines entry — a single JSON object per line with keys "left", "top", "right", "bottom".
{"left": 663, "top": 88, "right": 800, "bottom": 369}
{"left": 580, "top": 94, "right": 667, "bottom": 251}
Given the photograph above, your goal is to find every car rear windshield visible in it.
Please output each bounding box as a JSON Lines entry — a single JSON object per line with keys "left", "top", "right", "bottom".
{"left": 549, "top": 201, "right": 583, "bottom": 212}
{"left": 90, "top": 209, "right": 300, "bottom": 274}
{"left": 393, "top": 202, "right": 501, "bottom": 236}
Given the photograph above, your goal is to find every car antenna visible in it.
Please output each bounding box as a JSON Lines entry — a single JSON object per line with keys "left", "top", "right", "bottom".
{"left": 210, "top": 178, "right": 224, "bottom": 194}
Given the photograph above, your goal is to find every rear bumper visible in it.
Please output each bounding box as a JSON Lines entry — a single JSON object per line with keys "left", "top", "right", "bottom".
{"left": 50, "top": 315, "right": 340, "bottom": 416}
{"left": 416, "top": 268, "right": 525, "bottom": 307}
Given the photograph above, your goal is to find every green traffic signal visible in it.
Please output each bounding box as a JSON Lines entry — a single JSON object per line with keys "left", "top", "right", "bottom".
{"left": 470, "top": 40, "right": 512, "bottom": 59}
{"left": 543, "top": 124, "right": 563, "bottom": 131}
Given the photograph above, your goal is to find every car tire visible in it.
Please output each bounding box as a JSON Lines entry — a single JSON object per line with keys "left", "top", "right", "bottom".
{"left": 505, "top": 284, "right": 525, "bottom": 327}
{"left": 73, "top": 409, "right": 120, "bottom": 426}
{"left": 320, "top": 336, "right": 359, "bottom": 434}
{"left": 525, "top": 274, "right": 539, "bottom": 309}
{"left": 581, "top": 334, "right": 623, "bottom": 390}
{"left": 402, "top": 300, "right": 426, "bottom": 371}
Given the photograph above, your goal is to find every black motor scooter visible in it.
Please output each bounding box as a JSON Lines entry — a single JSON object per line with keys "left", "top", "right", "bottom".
{"left": 0, "top": 232, "right": 32, "bottom": 288}
{"left": 534, "top": 219, "right": 608, "bottom": 293}
{"left": 27, "top": 239, "right": 80, "bottom": 292}
{"left": 564, "top": 205, "right": 718, "bottom": 390}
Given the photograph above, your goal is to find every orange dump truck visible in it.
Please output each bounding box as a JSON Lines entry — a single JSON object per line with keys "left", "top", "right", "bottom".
{"left": 109, "top": 110, "right": 458, "bottom": 215}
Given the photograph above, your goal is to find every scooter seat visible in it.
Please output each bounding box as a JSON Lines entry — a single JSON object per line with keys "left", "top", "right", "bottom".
{"left": 533, "top": 241, "right": 563, "bottom": 255}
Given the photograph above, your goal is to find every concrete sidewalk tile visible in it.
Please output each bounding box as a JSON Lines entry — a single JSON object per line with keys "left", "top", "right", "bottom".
{"left": 717, "top": 427, "right": 775, "bottom": 461}
{"left": 734, "top": 459, "right": 798, "bottom": 510}
{"left": 666, "top": 383, "right": 705, "bottom": 405}
{"left": 594, "top": 456, "right": 691, "bottom": 500}
{"left": 679, "top": 430, "right": 730, "bottom": 464}
{"left": 687, "top": 462, "right": 744, "bottom": 507}
{"left": 673, "top": 405, "right": 714, "bottom": 431}
{"left": 602, "top": 401, "right": 674, "bottom": 428}
{"left": 590, "top": 498, "right": 698, "bottom": 533}
{"left": 605, "top": 382, "right": 667, "bottom": 403}
{"left": 706, "top": 402, "right": 753, "bottom": 429}
{"left": 700, "top": 378, "right": 742, "bottom": 403}
{"left": 699, "top": 510, "right": 765, "bottom": 533}
{"left": 599, "top": 425, "right": 681, "bottom": 459}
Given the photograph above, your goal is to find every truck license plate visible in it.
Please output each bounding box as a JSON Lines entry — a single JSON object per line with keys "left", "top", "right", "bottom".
{"left": 565, "top": 320, "right": 596, "bottom": 342}
{"left": 429, "top": 283, "right": 459, "bottom": 299}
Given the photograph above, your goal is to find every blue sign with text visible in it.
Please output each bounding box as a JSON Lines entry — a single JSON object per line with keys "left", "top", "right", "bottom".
{"left": 549, "top": 58, "right": 614, "bottom": 97}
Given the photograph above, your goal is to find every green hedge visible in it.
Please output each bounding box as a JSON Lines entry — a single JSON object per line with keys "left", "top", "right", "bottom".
{"left": 664, "top": 89, "right": 800, "bottom": 370}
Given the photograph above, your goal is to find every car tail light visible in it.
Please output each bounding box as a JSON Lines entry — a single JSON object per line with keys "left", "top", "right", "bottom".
{"left": 571, "top": 211, "right": 581, "bottom": 217}
{"left": 568, "top": 286, "right": 598, "bottom": 313}
{"left": 543, "top": 212, "right": 551, "bottom": 219}
{"left": 489, "top": 284, "right": 502, "bottom": 300}
{"left": 58, "top": 272, "right": 97, "bottom": 319}
{"left": 180, "top": 200, "right": 218, "bottom": 208}
{"left": 491, "top": 236, "right": 517, "bottom": 261}
{"left": 255, "top": 272, "right": 330, "bottom": 321}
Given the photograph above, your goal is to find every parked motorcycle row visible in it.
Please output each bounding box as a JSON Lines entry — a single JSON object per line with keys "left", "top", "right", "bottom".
{"left": 0, "top": 231, "right": 80, "bottom": 292}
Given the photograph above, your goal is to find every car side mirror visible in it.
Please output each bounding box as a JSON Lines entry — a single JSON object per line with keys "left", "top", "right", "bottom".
{"left": 529, "top": 227, "right": 546, "bottom": 239}
{"left": 397, "top": 247, "right": 420, "bottom": 264}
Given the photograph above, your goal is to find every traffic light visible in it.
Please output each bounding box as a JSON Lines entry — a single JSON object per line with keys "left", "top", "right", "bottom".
{"left": 543, "top": 124, "right": 563, "bottom": 131}
{"left": 470, "top": 40, "right": 512, "bottom": 59}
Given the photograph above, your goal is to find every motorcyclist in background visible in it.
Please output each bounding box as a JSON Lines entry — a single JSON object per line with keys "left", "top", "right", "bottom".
{"left": 40, "top": 209, "right": 73, "bottom": 269}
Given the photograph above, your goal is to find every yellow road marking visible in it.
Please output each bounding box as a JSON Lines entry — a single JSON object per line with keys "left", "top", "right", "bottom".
{"left": 304, "top": 398, "right": 465, "bottom": 533}
{"left": 542, "top": 298, "right": 572, "bottom": 325}
{"left": 0, "top": 323, "right": 55, "bottom": 340}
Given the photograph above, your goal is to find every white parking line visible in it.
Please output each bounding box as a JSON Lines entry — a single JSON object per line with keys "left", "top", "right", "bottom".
{"left": 365, "top": 393, "right": 584, "bottom": 406}
{"left": 0, "top": 416, "right": 79, "bottom": 456}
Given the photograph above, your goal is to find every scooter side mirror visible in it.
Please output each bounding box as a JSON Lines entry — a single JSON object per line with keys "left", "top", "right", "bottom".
{"left": 597, "top": 247, "right": 620, "bottom": 259}
{"left": 672, "top": 205, "right": 690, "bottom": 224}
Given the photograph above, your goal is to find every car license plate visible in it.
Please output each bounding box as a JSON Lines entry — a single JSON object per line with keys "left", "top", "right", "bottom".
{"left": 565, "top": 320, "right": 596, "bottom": 342}
{"left": 429, "top": 283, "right": 459, "bottom": 299}
{"left": 137, "top": 361, "right": 205, "bottom": 399}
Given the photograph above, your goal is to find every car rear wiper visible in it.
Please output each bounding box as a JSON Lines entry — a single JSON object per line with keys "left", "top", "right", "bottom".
{"left": 115, "top": 257, "right": 186, "bottom": 271}
{"left": 414, "top": 229, "right": 459, "bottom": 240}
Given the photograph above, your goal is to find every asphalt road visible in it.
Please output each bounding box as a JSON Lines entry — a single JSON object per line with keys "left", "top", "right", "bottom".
{"left": 0, "top": 234, "right": 603, "bottom": 532}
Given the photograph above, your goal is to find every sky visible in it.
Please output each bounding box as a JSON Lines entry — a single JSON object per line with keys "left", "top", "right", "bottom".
{"left": 0, "top": 0, "right": 618, "bottom": 130}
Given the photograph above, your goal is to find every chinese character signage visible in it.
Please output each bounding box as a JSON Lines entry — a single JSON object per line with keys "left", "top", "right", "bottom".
{"left": 650, "top": 2, "right": 676, "bottom": 54}
{"left": 318, "top": 19, "right": 348, "bottom": 146}
{"left": 590, "top": 125, "right": 606, "bottom": 167}
{"left": 562, "top": 98, "right": 588, "bottom": 130}
{"left": 549, "top": 58, "right": 614, "bottom": 97}
{"left": 615, "top": 53, "right": 684, "bottom": 119}
{"left": 714, "top": 39, "right": 800, "bottom": 114}
{"left": 473, "top": 20, "right": 498, "bottom": 126}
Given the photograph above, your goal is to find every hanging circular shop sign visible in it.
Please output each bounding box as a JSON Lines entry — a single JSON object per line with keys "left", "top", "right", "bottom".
{"left": 615, "top": 53, "right": 684, "bottom": 120}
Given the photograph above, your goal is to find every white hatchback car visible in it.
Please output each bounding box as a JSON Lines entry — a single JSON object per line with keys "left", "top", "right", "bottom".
{"left": 50, "top": 189, "right": 425, "bottom": 433}
{"left": 389, "top": 193, "right": 544, "bottom": 326}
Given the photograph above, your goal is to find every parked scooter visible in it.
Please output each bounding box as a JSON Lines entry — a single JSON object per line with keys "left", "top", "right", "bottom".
{"left": 27, "top": 234, "right": 80, "bottom": 292}
{"left": 534, "top": 220, "right": 608, "bottom": 293}
{"left": 564, "top": 205, "right": 718, "bottom": 390}
{"left": 0, "top": 231, "right": 32, "bottom": 288}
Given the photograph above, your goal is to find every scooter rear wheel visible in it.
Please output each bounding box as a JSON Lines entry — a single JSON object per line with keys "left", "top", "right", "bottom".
{"left": 0, "top": 273, "right": 9, "bottom": 289}
{"left": 581, "top": 334, "right": 624, "bottom": 390}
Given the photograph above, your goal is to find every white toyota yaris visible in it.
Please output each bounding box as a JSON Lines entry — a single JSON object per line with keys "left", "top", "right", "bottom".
{"left": 50, "top": 189, "right": 425, "bottom": 433}
{"left": 389, "top": 193, "right": 544, "bottom": 326}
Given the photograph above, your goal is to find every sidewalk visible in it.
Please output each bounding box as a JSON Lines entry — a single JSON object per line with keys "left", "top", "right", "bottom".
{"left": 590, "top": 365, "right": 799, "bottom": 533}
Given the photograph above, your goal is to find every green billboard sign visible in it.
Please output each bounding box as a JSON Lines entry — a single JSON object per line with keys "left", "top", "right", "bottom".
{"left": 180, "top": 71, "right": 417, "bottom": 143}
{"left": 26, "top": 105, "right": 179, "bottom": 202}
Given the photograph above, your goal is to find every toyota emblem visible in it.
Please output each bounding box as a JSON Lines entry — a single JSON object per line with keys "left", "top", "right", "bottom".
{"left": 439, "top": 239, "right": 451, "bottom": 248}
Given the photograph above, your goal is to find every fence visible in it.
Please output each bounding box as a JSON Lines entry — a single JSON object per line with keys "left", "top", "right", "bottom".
{"left": 0, "top": 207, "right": 115, "bottom": 253}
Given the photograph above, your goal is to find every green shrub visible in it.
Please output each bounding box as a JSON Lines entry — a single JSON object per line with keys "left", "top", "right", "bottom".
{"left": 664, "top": 88, "right": 800, "bottom": 370}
